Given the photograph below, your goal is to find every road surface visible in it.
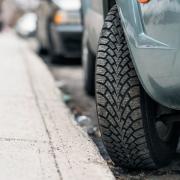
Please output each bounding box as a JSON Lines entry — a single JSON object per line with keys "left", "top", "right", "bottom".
{"left": 49, "top": 63, "right": 180, "bottom": 180}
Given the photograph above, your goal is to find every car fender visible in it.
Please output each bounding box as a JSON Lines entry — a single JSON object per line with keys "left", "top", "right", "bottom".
{"left": 115, "top": 0, "right": 180, "bottom": 110}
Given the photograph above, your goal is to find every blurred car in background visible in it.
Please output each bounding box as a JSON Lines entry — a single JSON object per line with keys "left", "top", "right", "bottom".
{"left": 36, "top": 0, "right": 82, "bottom": 61}
{"left": 81, "top": 0, "right": 115, "bottom": 95}
{"left": 15, "top": 13, "right": 37, "bottom": 38}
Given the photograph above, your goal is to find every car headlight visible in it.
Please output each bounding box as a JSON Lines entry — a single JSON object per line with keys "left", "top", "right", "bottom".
{"left": 53, "top": 10, "right": 81, "bottom": 25}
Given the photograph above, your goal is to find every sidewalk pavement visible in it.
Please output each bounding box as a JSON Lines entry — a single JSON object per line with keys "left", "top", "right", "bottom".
{"left": 0, "top": 32, "right": 115, "bottom": 180}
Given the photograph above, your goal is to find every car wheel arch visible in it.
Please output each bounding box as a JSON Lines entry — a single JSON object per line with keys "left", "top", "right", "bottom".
{"left": 106, "top": 0, "right": 180, "bottom": 110}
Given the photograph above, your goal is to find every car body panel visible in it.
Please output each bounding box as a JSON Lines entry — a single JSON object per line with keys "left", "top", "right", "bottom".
{"left": 82, "top": 0, "right": 104, "bottom": 53}
{"left": 115, "top": 0, "right": 180, "bottom": 109}
{"left": 82, "top": 0, "right": 180, "bottom": 109}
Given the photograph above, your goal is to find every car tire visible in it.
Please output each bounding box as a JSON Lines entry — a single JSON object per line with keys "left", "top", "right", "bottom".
{"left": 82, "top": 34, "right": 96, "bottom": 96}
{"left": 49, "top": 51, "right": 58, "bottom": 64}
{"left": 37, "top": 43, "right": 48, "bottom": 56}
{"left": 96, "top": 5, "right": 179, "bottom": 169}
{"left": 47, "top": 24, "right": 57, "bottom": 64}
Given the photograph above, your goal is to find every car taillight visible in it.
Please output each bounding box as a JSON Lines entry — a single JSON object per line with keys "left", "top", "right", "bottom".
{"left": 53, "top": 11, "right": 63, "bottom": 25}
{"left": 53, "top": 10, "right": 81, "bottom": 25}
{"left": 138, "top": 0, "right": 150, "bottom": 4}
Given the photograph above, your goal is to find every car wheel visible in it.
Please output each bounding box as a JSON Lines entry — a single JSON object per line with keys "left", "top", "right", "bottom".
{"left": 96, "top": 5, "right": 179, "bottom": 169}
{"left": 49, "top": 51, "right": 59, "bottom": 64}
{"left": 82, "top": 34, "right": 95, "bottom": 96}
{"left": 47, "top": 25, "right": 57, "bottom": 64}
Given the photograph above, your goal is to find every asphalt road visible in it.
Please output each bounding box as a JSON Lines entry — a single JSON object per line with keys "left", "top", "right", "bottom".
{"left": 50, "top": 64, "right": 97, "bottom": 127}
{"left": 49, "top": 61, "right": 180, "bottom": 180}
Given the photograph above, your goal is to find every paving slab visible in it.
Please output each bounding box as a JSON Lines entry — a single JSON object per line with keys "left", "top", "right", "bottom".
{"left": 0, "top": 32, "right": 115, "bottom": 180}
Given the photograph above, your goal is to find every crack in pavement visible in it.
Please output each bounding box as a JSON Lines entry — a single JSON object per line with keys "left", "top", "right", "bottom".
{"left": 0, "top": 137, "right": 48, "bottom": 144}
{"left": 22, "top": 49, "right": 63, "bottom": 180}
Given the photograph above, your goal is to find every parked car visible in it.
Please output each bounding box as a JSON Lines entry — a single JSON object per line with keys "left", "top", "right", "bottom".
{"left": 16, "top": 13, "right": 37, "bottom": 38}
{"left": 81, "top": 0, "right": 115, "bottom": 95}
{"left": 82, "top": 0, "right": 180, "bottom": 169}
{"left": 36, "top": 0, "right": 82, "bottom": 60}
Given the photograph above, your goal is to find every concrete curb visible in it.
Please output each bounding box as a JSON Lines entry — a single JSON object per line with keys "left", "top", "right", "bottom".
{"left": 22, "top": 36, "right": 115, "bottom": 179}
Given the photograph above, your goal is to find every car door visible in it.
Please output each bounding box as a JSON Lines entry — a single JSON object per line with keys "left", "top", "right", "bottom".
{"left": 84, "top": 0, "right": 104, "bottom": 53}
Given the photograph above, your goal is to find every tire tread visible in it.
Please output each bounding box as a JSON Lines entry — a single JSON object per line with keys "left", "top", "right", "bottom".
{"left": 96, "top": 6, "right": 156, "bottom": 169}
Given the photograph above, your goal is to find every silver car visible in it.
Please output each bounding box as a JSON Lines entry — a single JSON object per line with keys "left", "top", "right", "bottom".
{"left": 82, "top": 0, "right": 180, "bottom": 169}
